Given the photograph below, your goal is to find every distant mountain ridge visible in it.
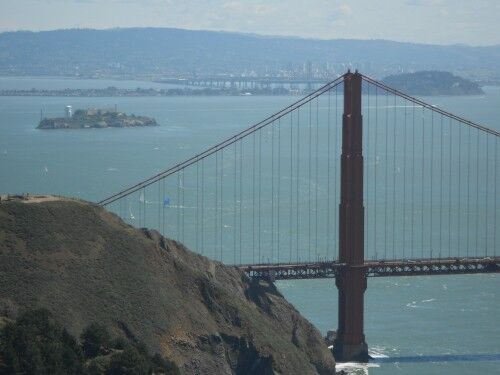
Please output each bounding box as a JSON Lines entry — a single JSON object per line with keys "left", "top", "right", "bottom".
{"left": 0, "top": 28, "right": 499, "bottom": 79}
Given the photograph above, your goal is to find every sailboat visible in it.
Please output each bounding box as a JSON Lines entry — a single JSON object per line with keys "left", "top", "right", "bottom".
{"left": 129, "top": 207, "right": 135, "bottom": 220}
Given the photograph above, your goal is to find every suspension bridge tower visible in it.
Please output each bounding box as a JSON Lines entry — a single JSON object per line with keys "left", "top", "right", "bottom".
{"left": 333, "top": 71, "right": 369, "bottom": 361}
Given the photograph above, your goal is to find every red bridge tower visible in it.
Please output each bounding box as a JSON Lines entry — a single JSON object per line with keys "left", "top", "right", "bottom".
{"left": 333, "top": 71, "right": 369, "bottom": 361}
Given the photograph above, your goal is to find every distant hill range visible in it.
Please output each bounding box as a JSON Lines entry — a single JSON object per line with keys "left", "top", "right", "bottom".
{"left": 381, "top": 71, "right": 484, "bottom": 96}
{"left": 0, "top": 28, "right": 499, "bottom": 80}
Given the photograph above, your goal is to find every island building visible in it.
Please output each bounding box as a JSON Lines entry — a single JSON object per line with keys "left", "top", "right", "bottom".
{"left": 65, "top": 105, "right": 72, "bottom": 118}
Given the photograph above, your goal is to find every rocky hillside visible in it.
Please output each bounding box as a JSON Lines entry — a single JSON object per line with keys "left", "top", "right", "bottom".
{"left": 0, "top": 196, "right": 335, "bottom": 374}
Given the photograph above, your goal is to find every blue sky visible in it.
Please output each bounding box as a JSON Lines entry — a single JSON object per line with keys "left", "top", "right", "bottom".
{"left": 1, "top": 0, "right": 499, "bottom": 46}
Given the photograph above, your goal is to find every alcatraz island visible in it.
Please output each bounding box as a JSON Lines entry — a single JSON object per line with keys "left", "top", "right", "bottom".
{"left": 37, "top": 107, "right": 158, "bottom": 129}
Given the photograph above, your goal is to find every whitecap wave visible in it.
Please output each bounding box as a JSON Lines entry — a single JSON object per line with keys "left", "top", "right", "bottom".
{"left": 369, "top": 347, "right": 390, "bottom": 359}
{"left": 336, "top": 361, "right": 380, "bottom": 375}
{"left": 406, "top": 300, "right": 417, "bottom": 308}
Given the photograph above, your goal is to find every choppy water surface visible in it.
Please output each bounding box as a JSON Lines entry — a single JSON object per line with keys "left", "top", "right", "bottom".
{"left": 0, "top": 77, "right": 498, "bottom": 374}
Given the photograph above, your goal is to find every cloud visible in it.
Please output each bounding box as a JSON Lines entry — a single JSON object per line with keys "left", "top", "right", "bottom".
{"left": 339, "top": 4, "right": 352, "bottom": 15}
{"left": 405, "top": 0, "right": 446, "bottom": 5}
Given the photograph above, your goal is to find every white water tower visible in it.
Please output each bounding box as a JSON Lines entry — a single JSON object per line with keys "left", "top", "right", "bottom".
{"left": 65, "top": 105, "right": 72, "bottom": 118}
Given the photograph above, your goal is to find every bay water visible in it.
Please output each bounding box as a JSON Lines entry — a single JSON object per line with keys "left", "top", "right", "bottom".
{"left": 0, "top": 77, "right": 498, "bottom": 374}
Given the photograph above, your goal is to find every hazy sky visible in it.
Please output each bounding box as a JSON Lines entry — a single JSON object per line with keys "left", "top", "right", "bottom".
{"left": 1, "top": 0, "right": 499, "bottom": 46}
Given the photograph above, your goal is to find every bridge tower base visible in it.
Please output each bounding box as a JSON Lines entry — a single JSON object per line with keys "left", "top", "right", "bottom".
{"left": 333, "top": 71, "right": 369, "bottom": 362}
{"left": 333, "top": 267, "right": 368, "bottom": 362}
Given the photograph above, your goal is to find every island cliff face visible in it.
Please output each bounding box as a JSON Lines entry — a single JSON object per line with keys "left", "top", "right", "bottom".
{"left": 37, "top": 108, "right": 158, "bottom": 129}
{"left": 0, "top": 196, "right": 335, "bottom": 375}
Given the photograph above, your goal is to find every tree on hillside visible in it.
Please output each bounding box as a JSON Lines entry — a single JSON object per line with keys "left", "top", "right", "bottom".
{"left": 81, "top": 323, "right": 111, "bottom": 359}
{"left": 0, "top": 309, "right": 84, "bottom": 374}
{"left": 0, "top": 310, "right": 180, "bottom": 375}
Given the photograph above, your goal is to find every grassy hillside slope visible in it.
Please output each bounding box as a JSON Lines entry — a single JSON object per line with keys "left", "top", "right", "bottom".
{"left": 0, "top": 196, "right": 335, "bottom": 375}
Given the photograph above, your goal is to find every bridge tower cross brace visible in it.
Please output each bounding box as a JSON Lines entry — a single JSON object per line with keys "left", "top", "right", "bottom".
{"left": 333, "top": 71, "right": 369, "bottom": 362}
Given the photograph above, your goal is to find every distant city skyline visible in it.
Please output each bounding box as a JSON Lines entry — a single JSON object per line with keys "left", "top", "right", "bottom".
{"left": 1, "top": 0, "right": 499, "bottom": 46}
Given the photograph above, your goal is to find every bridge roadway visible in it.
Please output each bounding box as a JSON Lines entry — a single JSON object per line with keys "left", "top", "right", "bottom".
{"left": 239, "top": 257, "right": 500, "bottom": 280}
{"left": 158, "top": 76, "right": 329, "bottom": 86}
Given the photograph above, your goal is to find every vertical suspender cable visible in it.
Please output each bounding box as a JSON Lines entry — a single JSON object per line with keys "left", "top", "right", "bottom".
{"left": 196, "top": 163, "right": 199, "bottom": 251}
{"left": 448, "top": 118, "right": 452, "bottom": 258}
{"left": 182, "top": 169, "right": 185, "bottom": 244}
{"left": 365, "top": 82, "right": 370, "bottom": 259}
{"left": 430, "top": 110, "right": 434, "bottom": 258}
{"left": 289, "top": 111, "right": 293, "bottom": 263}
{"left": 374, "top": 85, "right": 378, "bottom": 260}
{"left": 239, "top": 140, "right": 243, "bottom": 264}
{"left": 308, "top": 101, "right": 312, "bottom": 261}
{"left": 402, "top": 97, "right": 407, "bottom": 259}
{"left": 252, "top": 133, "right": 256, "bottom": 263}
{"left": 241, "top": 141, "right": 243, "bottom": 264}
{"left": 277, "top": 118, "right": 281, "bottom": 263}
{"left": 315, "top": 97, "right": 319, "bottom": 260}
{"left": 440, "top": 114, "right": 443, "bottom": 258}
{"left": 162, "top": 179, "right": 165, "bottom": 237}
{"left": 392, "top": 93, "right": 397, "bottom": 259}
{"left": 467, "top": 126, "right": 471, "bottom": 257}
{"left": 158, "top": 179, "right": 161, "bottom": 232}
{"left": 385, "top": 91, "right": 389, "bottom": 259}
{"left": 475, "top": 129, "right": 480, "bottom": 257}
{"left": 258, "top": 129, "right": 262, "bottom": 263}
{"left": 421, "top": 106, "right": 425, "bottom": 258}
{"left": 458, "top": 124, "right": 462, "bottom": 257}
{"left": 296, "top": 107, "right": 300, "bottom": 262}
{"left": 220, "top": 149, "right": 223, "bottom": 262}
{"left": 137, "top": 190, "right": 140, "bottom": 227}
{"left": 215, "top": 153, "right": 219, "bottom": 259}
{"left": 495, "top": 139, "right": 498, "bottom": 255}
{"left": 334, "top": 85, "right": 339, "bottom": 259}
{"left": 201, "top": 159, "right": 205, "bottom": 255}
{"left": 177, "top": 172, "right": 180, "bottom": 241}
{"left": 271, "top": 122, "right": 275, "bottom": 262}
{"left": 485, "top": 134, "right": 489, "bottom": 256}
{"left": 327, "top": 88, "right": 331, "bottom": 260}
{"left": 140, "top": 188, "right": 143, "bottom": 228}
{"left": 411, "top": 101, "right": 415, "bottom": 260}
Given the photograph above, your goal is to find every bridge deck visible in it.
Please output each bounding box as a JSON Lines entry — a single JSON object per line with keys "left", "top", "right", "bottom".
{"left": 238, "top": 257, "right": 500, "bottom": 280}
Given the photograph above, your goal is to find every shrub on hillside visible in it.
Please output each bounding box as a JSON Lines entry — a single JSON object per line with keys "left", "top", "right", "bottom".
{"left": 106, "top": 345, "right": 180, "bottom": 375}
{"left": 0, "top": 309, "right": 84, "bottom": 374}
{"left": 81, "top": 323, "right": 112, "bottom": 359}
{"left": 0, "top": 309, "right": 179, "bottom": 375}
